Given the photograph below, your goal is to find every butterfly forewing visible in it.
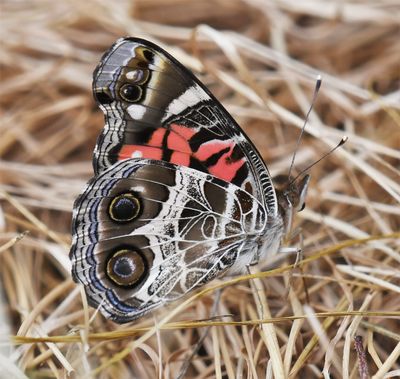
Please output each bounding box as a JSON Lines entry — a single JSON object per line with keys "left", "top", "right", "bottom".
{"left": 92, "top": 38, "right": 277, "bottom": 215}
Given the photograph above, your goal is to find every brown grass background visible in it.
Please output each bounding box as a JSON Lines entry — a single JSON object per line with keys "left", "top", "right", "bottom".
{"left": 1, "top": 1, "right": 399, "bottom": 378}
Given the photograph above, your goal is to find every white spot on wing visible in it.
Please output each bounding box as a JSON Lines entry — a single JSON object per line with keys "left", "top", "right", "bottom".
{"left": 126, "top": 69, "right": 143, "bottom": 81}
{"left": 163, "top": 84, "right": 209, "bottom": 121}
{"left": 131, "top": 150, "right": 143, "bottom": 158}
{"left": 127, "top": 104, "right": 146, "bottom": 119}
{"left": 130, "top": 186, "right": 145, "bottom": 192}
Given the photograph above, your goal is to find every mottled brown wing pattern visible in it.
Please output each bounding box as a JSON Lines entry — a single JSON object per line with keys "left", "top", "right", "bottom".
{"left": 70, "top": 159, "right": 272, "bottom": 323}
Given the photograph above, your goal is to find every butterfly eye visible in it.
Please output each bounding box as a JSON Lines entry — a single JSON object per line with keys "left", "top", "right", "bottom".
{"left": 119, "top": 83, "right": 142, "bottom": 102}
{"left": 109, "top": 193, "right": 140, "bottom": 223}
{"left": 106, "top": 249, "right": 146, "bottom": 287}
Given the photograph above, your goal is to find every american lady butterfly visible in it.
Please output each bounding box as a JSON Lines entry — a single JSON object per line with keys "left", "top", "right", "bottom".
{"left": 70, "top": 38, "right": 309, "bottom": 323}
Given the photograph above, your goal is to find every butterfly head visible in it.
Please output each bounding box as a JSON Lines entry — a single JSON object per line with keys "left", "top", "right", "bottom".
{"left": 274, "top": 174, "right": 310, "bottom": 235}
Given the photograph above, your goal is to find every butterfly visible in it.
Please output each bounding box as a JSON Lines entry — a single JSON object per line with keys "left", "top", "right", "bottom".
{"left": 70, "top": 37, "right": 310, "bottom": 323}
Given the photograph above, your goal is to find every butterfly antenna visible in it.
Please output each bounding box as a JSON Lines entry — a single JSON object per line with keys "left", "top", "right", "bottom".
{"left": 287, "top": 76, "right": 322, "bottom": 182}
{"left": 290, "top": 136, "right": 348, "bottom": 184}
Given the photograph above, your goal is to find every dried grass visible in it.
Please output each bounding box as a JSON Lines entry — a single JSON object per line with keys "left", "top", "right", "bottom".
{"left": 1, "top": 0, "right": 399, "bottom": 378}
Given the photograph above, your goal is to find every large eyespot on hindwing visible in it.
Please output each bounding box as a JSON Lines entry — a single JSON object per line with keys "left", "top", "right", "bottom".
{"left": 106, "top": 248, "right": 147, "bottom": 287}
{"left": 108, "top": 192, "right": 141, "bottom": 223}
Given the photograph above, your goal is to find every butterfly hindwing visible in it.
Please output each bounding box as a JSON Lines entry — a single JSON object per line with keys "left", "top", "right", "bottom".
{"left": 70, "top": 159, "right": 267, "bottom": 323}
{"left": 92, "top": 37, "right": 277, "bottom": 215}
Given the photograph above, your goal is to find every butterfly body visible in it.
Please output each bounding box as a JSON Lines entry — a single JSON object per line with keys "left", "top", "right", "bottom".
{"left": 70, "top": 38, "right": 308, "bottom": 323}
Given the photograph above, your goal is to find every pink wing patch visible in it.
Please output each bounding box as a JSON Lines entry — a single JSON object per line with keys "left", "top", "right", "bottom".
{"left": 117, "top": 124, "right": 245, "bottom": 184}
{"left": 194, "top": 140, "right": 246, "bottom": 182}
{"left": 118, "top": 124, "right": 195, "bottom": 161}
{"left": 170, "top": 151, "right": 191, "bottom": 166}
